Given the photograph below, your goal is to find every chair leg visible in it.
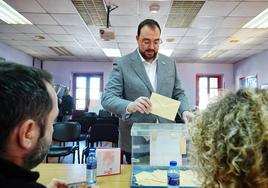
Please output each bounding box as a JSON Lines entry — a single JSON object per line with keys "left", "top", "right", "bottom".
{"left": 76, "top": 141, "right": 80, "bottom": 164}
{"left": 77, "top": 148, "right": 80, "bottom": 164}
{"left": 46, "top": 156, "right": 48, "bottom": 163}
{"left": 82, "top": 152, "right": 84, "bottom": 164}
{"left": 73, "top": 151, "right": 75, "bottom": 164}
{"left": 58, "top": 157, "right": 60, "bottom": 163}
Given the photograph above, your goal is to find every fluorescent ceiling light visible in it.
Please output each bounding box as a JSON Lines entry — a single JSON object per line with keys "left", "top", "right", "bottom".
{"left": 0, "top": 0, "right": 32, "bottom": 24}
{"left": 49, "top": 47, "right": 73, "bottom": 56}
{"left": 159, "top": 49, "right": 173, "bottom": 57}
{"left": 243, "top": 8, "right": 268, "bottom": 28}
{"left": 149, "top": 3, "right": 160, "bottom": 13}
{"left": 201, "top": 49, "right": 227, "bottom": 58}
{"left": 102, "top": 48, "right": 121, "bottom": 57}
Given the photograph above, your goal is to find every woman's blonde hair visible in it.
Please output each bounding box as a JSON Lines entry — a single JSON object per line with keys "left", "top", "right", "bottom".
{"left": 190, "top": 89, "right": 268, "bottom": 188}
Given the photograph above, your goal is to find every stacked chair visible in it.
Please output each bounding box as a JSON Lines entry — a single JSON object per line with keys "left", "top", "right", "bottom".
{"left": 81, "top": 116, "right": 119, "bottom": 163}
{"left": 46, "top": 122, "right": 81, "bottom": 163}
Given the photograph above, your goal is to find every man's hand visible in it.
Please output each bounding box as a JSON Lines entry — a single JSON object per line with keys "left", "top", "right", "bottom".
{"left": 47, "top": 178, "right": 68, "bottom": 188}
{"left": 182, "top": 111, "right": 194, "bottom": 124}
{"left": 127, "top": 96, "right": 152, "bottom": 114}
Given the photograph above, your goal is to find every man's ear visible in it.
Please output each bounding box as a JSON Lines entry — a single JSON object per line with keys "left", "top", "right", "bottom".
{"left": 18, "top": 119, "right": 39, "bottom": 150}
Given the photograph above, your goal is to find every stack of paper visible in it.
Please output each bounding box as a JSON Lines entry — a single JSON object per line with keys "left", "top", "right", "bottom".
{"left": 134, "top": 170, "right": 167, "bottom": 186}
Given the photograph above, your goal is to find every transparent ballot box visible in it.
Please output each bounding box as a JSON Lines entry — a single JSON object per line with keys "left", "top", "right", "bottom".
{"left": 130, "top": 123, "right": 197, "bottom": 188}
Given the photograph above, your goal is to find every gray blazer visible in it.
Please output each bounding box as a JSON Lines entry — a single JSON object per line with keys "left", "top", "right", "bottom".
{"left": 101, "top": 50, "right": 190, "bottom": 152}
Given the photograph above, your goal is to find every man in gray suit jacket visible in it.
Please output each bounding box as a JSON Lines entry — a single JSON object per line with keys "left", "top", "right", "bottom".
{"left": 102, "top": 19, "right": 192, "bottom": 164}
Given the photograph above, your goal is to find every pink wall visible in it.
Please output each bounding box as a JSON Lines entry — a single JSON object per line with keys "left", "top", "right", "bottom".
{"left": 5, "top": 42, "right": 268, "bottom": 108}
{"left": 234, "top": 49, "right": 268, "bottom": 90}
{"left": 43, "top": 60, "right": 113, "bottom": 91}
{"left": 44, "top": 60, "right": 234, "bottom": 108}
{"left": 0, "top": 42, "right": 32, "bottom": 66}
{"left": 177, "top": 63, "right": 235, "bottom": 107}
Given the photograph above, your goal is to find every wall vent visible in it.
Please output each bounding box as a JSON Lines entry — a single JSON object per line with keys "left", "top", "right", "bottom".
{"left": 72, "top": 0, "right": 107, "bottom": 26}
{"left": 166, "top": 1, "right": 205, "bottom": 28}
{"left": 49, "top": 47, "right": 73, "bottom": 56}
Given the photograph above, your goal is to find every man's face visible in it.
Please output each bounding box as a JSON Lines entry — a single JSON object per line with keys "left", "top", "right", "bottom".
{"left": 136, "top": 25, "right": 161, "bottom": 62}
{"left": 24, "top": 82, "right": 59, "bottom": 169}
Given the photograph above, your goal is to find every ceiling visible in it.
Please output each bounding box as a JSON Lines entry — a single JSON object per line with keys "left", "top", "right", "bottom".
{"left": 0, "top": 0, "right": 268, "bottom": 63}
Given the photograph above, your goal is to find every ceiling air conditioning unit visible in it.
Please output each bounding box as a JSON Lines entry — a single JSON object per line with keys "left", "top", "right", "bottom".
{"left": 99, "top": 28, "right": 115, "bottom": 41}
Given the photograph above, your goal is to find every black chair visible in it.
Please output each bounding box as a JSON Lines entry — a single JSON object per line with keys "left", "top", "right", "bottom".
{"left": 89, "top": 122, "right": 119, "bottom": 147}
{"left": 175, "top": 113, "right": 185, "bottom": 123}
{"left": 83, "top": 112, "right": 98, "bottom": 117}
{"left": 98, "top": 109, "right": 112, "bottom": 117}
{"left": 46, "top": 122, "right": 81, "bottom": 163}
{"left": 95, "top": 117, "right": 119, "bottom": 125}
{"left": 70, "top": 116, "right": 97, "bottom": 147}
{"left": 71, "top": 110, "right": 86, "bottom": 120}
{"left": 81, "top": 120, "right": 119, "bottom": 163}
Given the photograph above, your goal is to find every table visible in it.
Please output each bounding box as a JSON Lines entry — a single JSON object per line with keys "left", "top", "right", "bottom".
{"left": 34, "top": 164, "right": 199, "bottom": 188}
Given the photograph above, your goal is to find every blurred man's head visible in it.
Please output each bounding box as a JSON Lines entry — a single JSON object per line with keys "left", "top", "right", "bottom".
{"left": 64, "top": 87, "right": 70, "bottom": 96}
{"left": 0, "top": 63, "right": 58, "bottom": 169}
{"left": 190, "top": 89, "right": 268, "bottom": 188}
{"left": 136, "top": 19, "right": 161, "bottom": 63}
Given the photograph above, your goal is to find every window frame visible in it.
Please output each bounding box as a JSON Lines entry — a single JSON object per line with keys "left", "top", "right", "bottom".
{"left": 72, "top": 72, "right": 103, "bottom": 110}
{"left": 196, "top": 74, "right": 223, "bottom": 107}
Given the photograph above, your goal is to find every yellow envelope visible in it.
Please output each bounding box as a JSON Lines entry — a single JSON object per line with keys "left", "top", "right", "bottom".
{"left": 150, "top": 92, "right": 180, "bottom": 121}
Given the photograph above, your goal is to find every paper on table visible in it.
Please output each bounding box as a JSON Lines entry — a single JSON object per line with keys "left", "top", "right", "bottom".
{"left": 135, "top": 169, "right": 200, "bottom": 187}
{"left": 135, "top": 170, "right": 167, "bottom": 186}
{"left": 150, "top": 92, "right": 180, "bottom": 121}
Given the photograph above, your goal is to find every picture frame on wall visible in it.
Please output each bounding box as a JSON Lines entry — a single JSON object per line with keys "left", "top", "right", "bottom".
{"left": 239, "top": 75, "right": 258, "bottom": 89}
{"left": 246, "top": 75, "right": 258, "bottom": 88}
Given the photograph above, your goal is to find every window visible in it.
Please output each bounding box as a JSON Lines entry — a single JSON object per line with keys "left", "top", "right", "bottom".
{"left": 239, "top": 75, "right": 257, "bottom": 89}
{"left": 196, "top": 75, "right": 223, "bottom": 110}
{"left": 73, "top": 73, "right": 103, "bottom": 110}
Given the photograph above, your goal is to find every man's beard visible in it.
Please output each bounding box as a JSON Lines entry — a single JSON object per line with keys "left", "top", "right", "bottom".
{"left": 140, "top": 49, "right": 157, "bottom": 61}
{"left": 23, "top": 136, "right": 50, "bottom": 169}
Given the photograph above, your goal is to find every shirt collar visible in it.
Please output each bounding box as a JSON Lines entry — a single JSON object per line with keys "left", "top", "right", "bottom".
{"left": 137, "top": 48, "right": 158, "bottom": 65}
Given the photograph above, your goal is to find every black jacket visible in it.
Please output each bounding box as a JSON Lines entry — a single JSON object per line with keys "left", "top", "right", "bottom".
{"left": 61, "top": 95, "right": 74, "bottom": 115}
{"left": 0, "top": 158, "right": 45, "bottom": 188}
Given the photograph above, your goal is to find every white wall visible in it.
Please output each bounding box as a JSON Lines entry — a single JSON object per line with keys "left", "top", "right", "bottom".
{"left": 177, "top": 63, "right": 235, "bottom": 108}
{"left": 234, "top": 49, "right": 268, "bottom": 90}
{"left": 0, "top": 42, "right": 32, "bottom": 66}
{"left": 43, "top": 60, "right": 113, "bottom": 90}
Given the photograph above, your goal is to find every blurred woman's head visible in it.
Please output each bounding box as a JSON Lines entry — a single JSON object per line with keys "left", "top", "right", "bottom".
{"left": 190, "top": 89, "right": 268, "bottom": 188}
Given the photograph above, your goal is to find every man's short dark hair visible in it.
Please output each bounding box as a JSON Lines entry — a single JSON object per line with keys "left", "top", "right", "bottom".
{"left": 0, "top": 62, "right": 53, "bottom": 152}
{"left": 137, "top": 19, "right": 161, "bottom": 36}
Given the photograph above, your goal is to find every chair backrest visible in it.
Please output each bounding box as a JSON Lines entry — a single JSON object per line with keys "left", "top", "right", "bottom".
{"left": 89, "top": 122, "right": 119, "bottom": 144}
{"left": 72, "top": 110, "right": 86, "bottom": 120}
{"left": 70, "top": 116, "right": 97, "bottom": 134}
{"left": 95, "top": 117, "right": 119, "bottom": 125}
{"left": 84, "top": 112, "right": 97, "bottom": 117}
{"left": 98, "top": 109, "right": 112, "bottom": 117}
{"left": 175, "top": 113, "right": 185, "bottom": 123}
{"left": 53, "top": 122, "right": 81, "bottom": 142}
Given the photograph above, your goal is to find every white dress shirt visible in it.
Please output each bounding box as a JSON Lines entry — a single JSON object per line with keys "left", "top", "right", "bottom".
{"left": 137, "top": 49, "right": 158, "bottom": 91}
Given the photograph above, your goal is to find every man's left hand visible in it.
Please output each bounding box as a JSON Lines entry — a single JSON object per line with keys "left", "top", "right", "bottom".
{"left": 182, "top": 111, "right": 193, "bottom": 124}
